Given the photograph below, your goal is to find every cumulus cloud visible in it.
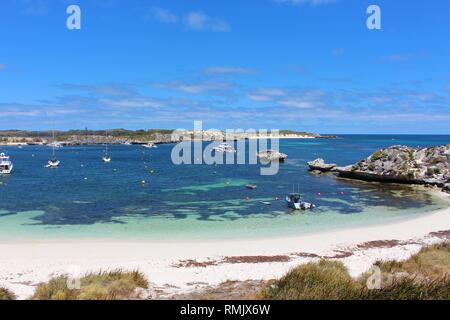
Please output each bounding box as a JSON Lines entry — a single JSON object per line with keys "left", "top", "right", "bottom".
{"left": 247, "top": 88, "right": 286, "bottom": 101}
{"left": 184, "top": 11, "right": 230, "bottom": 32}
{"left": 156, "top": 81, "right": 231, "bottom": 94}
{"left": 62, "top": 84, "right": 136, "bottom": 97}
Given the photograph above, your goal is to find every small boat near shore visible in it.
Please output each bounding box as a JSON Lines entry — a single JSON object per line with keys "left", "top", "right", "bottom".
{"left": 246, "top": 184, "right": 257, "bottom": 189}
{"left": 0, "top": 153, "right": 13, "bottom": 174}
{"left": 286, "top": 193, "right": 316, "bottom": 210}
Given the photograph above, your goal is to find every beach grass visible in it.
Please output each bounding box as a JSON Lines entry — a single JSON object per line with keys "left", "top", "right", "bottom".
{"left": 261, "top": 243, "right": 450, "bottom": 300}
{"left": 260, "top": 260, "right": 362, "bottom": 300}
{"left": 0, "top": 287, "right": 16, "bottom": 300}
{"left": 32, "top": 270, "right": 149, "bottom": 300}
{"left": 371, "top": 242, "right": 450, "bottom": 279}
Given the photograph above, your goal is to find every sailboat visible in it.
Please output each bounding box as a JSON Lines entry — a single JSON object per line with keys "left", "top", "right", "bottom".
{"left": 102, "top": 131, "right": 111, "bottom": 163}
{"left": 46, "top": 131, "right": 60, "bottom": 168}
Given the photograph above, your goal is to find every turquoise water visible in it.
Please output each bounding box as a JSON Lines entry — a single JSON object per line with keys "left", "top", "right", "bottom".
{"left": 0, "top": 135, "right": 449, "bottom": 241}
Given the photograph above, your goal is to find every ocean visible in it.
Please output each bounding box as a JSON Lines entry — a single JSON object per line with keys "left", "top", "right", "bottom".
{"left": 0, "top": 135, "right": 449, "bottom": 241}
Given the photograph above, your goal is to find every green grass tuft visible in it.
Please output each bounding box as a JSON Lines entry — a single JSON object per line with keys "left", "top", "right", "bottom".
{"left": 261, "top": 243, "right": 450, "bottom": 300}
{"left": 0, "top": 287, "right": 16, "bottom": 300}
{"left": 260, "top": 260, "right": 362, "bottom": 300}
{"left": 32, "top": 270, "right": 149, "bottom": 300}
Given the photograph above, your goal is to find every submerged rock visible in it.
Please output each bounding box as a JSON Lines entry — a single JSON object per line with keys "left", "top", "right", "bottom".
{"left": 335, "top": 145, "right": 450, "bottom": 193}
{"left": 307, "top": 158, "right": 337, "bottom": 172}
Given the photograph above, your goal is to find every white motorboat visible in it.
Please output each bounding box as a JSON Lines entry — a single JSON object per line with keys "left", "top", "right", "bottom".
{"left": 48, "top": 141, "right": 63, "bottom": 148}
{"left": 286, "top": 193, "right": 316, "bottom": 210}
{"left": 143, "top": 142, "right": 157, "bottom": 149}
{"left": 213, "top": 143, "right": 235, "bottom": 153}
{"left": 0, "top": 153, "right": 13, "bottom": 174}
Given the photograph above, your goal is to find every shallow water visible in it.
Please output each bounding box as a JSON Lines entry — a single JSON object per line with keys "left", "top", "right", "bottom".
{"left": 0, "top": 135, "right": 449, "bottom": 241}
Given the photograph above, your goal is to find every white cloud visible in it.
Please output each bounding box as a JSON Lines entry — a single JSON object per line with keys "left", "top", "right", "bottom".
{"left": 158, "top": 81, "right": 231, "bottom": 94}
{"left": 184, "top": 11, "right": 230, "bottom": 32}
{"left": 100, "top": 98, "right": 164, "bottom": 109}
{"left": 279, "top": 98, "right": 316, "bottom": 108}
{"left": 149, "top": 7, "right": 178, "bottom": 23}
{"left": 247, "top": 88, "right": 286, "bottom": 101}
{"left": 205, "top": 66, "right": 255, "bottom": 75}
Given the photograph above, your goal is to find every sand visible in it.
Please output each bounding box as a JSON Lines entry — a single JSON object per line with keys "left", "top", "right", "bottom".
{"left": 1, "top": 192, "right": 449, "bottom": 300}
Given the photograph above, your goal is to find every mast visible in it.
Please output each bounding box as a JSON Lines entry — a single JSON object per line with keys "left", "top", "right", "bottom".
{"left": 52, "top": 130, "right": 56, "bottom": 158}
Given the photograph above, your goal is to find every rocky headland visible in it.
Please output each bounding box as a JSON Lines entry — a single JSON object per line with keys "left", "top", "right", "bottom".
{"left": 308, "top": 145, "right": 450, "bottom": 193}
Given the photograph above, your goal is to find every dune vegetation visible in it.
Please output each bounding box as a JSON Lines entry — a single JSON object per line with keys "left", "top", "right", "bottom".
{"left": 0, "top": 287, "right": 16, "bottom": 300}
{"left": 31, "top": 270, "right": 149, "bottom": 300}
{"left": 261, "top": 243, "right": 450, "bottom": 300}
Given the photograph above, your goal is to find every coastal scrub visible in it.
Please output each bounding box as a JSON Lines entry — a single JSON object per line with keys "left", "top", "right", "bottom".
{"left": 262, "top": 243, "right": 450, "bottom": 300}
{"left": 32, "top": 270, "right": 149, "bottom": 300}
{"left": 0, "top": 287, "right": 16, "bottom": 300}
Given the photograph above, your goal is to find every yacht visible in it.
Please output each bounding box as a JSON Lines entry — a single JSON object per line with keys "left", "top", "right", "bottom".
{"left": 102, "top": 133, "right": 112, "bottom": 162}
{"left": 46, "top": 158, "right": 60, "bottom": 168}
{"left": 0, "top": 153, "right": 13, "bottom": 174}
{"left": 213, "top": 143, "right": 235, "bottom": 153}
{"left": 46, "top": 131, "right": 60, "bottom": 168}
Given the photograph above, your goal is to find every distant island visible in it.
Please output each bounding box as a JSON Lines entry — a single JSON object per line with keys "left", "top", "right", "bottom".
{"left": 0, "top": 129, "right": 337, "bottom": 146}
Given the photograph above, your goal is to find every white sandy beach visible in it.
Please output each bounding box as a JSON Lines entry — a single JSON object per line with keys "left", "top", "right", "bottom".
{"left": 1, "top": 191, "right": 449, "bottom": 300}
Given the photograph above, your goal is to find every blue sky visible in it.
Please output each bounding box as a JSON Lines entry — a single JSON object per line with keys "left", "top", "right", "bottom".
{"left": 0, "top": 0, "right": 449, "bottom": 133}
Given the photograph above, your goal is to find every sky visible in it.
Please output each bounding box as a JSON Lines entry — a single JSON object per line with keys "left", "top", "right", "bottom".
{"left": 0, "top": 0, "right": 449, "bottom": 134}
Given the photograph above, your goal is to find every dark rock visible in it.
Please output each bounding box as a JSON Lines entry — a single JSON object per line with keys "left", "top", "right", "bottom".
{"left": 307, "top": 158, "right": 337, "bottom": 172}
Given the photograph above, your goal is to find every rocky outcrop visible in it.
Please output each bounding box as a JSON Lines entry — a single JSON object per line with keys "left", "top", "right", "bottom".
{"left": 307, "top": 158, "right": 337, "bottom": 172}
{"left": 335, "top": 145, "right": 450, "bottom": 192}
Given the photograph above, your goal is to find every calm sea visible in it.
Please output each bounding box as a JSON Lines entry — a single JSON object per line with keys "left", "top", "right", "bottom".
{"left": 0, "top": 135, "right": 449, "bottom": 241}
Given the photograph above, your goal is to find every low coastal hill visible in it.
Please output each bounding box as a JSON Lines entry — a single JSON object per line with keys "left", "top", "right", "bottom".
{"left": 0, "top": 129, "right": 335, "bottom": 145}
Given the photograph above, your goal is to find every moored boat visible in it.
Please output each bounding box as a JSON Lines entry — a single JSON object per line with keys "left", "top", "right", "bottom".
{"left": 0, "top": 153, "right": 13, "bottom": 174}
{"left": 143, "top": 142, "right": 157, "bottom": 149}
{"left": 213, "top": 143, "right": 235, "bottom": 153}
{"left": 286, "top": 193, "right": 316, "bottom": 210}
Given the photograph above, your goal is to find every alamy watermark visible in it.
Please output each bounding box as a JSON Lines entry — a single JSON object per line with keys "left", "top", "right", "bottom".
{"left": 367, "top": 5, "right": 381, "bottom": 30}
{"left": 66, "top": 5, "right": 81, "bottom": 30}
{"left": 170, "top": 121, "right": 282, "bottom": 176}
{"left": 66, "top": 4, "right": 381, "bottom": 31}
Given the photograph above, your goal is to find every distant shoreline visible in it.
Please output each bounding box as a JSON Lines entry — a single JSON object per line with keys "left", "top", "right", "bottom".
{"left": 0, "top": 134, "right": 337, "bottom": 146}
